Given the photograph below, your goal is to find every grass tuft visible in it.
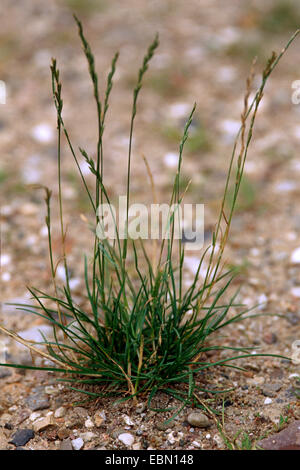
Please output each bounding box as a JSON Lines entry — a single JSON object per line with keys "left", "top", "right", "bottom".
{"left": 1, "top": 19, "right": 299, "bottom": 416}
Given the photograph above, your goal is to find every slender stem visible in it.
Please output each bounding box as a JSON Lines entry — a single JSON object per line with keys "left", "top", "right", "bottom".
{"left": 50, "top": 61, "right": 70, "bottom": 294}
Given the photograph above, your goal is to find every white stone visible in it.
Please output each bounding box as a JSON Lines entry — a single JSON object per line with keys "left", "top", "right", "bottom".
{"left": 79, "top": 161, "right": 91, "bottom": 176}
{"left": 29, "top": 412, "right": 41, "bottom": 422}
{"left": 71, "top": 437, "right": 84, "bottom": 450}
{"left": 264, "top": 398, "right": 273, "bottom": 405}
{"left": 85, "top": 418, "right": 94, "bottom": 429}
{"left": 1, "top": 272, "right": 11, "bottom": 282}
{"left": 184, "top": 256, "right": 200, "bottom": 275}
{"left": 220, "top": 119, "right": 240, "bottom": 137}
{"left": 258, "top": 294, "right": 268, "bottom": 310}
{"left": 291, "top": 287, "right": 300, "bottom": 298}
{"left": 291, "top": 247, "right": 300, "bottom": 264}
{"left": 167, "top": 431, "right": 176, "bottom": 444}
{"left": 289, "top": 373, "right": 300, "bottom": 379}
{"left": 163, "top": 152, "right": 178, "bottom": 168}
{"left": 274, "top": 181, "right": 296, "bottom": 193}
{"left": 184, "top": 256, "right": 207, "bottom": 278}
{"left": 33, "top": 415, "right": 54, "bottom": 432}
{"left": 17, "top": 325, "right": 53, "bottom": 343}
{"left": 1, "top": 254, "right": 11, "bottom": 266}
{"left": 56, "top": 265, "right": 67, "bottom": 281}
{"left": 250, "top": 248, "right": 260, "bottom": 257}
{"left": 123, "top": 415, "right": 134, "bottom": 426}
{"left": 40, "top": 226, "right": 48, "bottom": 237}
{"left": 45, "top": 385, "right": 57, "bottom": 394}
{"left": 168, "top": 102, "right": 191, "bottom": 119}
{"left": 192, "top": 440, "right": 201, "bottom": 448}
{"left": 8, "top": 405, "right": 17, "bottom": 412}
{"left": 69, "top": 278, "right": 81, "bottom": 290}
{"left": 1, "top": 295, "right": 31, "bottom": 315}
{"left": 31, "top": 123, "right": 54, "bottom": 144}
{"left": 118, "top": 433, "right": 134, "bottom": 447}
{"left": 54, "top": 407, "right": 66, "bottom": 418}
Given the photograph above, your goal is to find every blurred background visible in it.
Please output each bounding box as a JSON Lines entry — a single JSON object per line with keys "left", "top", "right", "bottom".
{"left": 1, "top": 0, "right": 300, "bottom": 339}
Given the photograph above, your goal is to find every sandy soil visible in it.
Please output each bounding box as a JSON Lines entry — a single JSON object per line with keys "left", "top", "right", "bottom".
{"left": 0, "top": 0, "right": 299, "bottom": 450}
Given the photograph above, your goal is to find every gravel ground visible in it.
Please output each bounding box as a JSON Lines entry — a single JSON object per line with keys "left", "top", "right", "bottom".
{"left": 0, "top": 0, "right": 300, "bottom": 450}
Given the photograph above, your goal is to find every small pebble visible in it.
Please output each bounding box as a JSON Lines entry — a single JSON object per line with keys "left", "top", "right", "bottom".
{"left": 72, "top": 437, "right": 84, "bottom": 450}
{"left": 289, "top": 373, "right": 300, "bottom": 379}
{"left": 275, "top": 181, "right": 296, "bottom": 193}
{"left": 264, "top": 397, "right": 273, "bottom": 405}
{"left": 54, "top": 407, "right": 66, "bottom": 418}
{"left": 94, "top": 410, "right": 106, "bottom": 427}
{"left": 263, "top": 332, "right": 277, "bottom": 345}
{"left": 25, "top": 393, "right": 50, "bottom": 411}
{"left": 0, "top": 253, "right": 11, "bottom": 266}
{"left": 29, "top": 412, "right": 41, "bottom": 422}
{"left": 192, "top": 440, "right": 201, "bottom": 448}
{"left": 33, "top": 415, "right": 55, "bottom": 432}
{"left": 80, "top": 432, "right": 96, "bottom": 443}
{"left": 69, "top": 278, "right": 81, "bottom": 290}
{"left": 220, "top": 119, "right": 240, "bottom": 139}
{"left": 31, "top": 123, "right": 54, "bottom": 144}
{"left": 164, "top": 152, "right": 178, "bottom": 168}
{"left": 118, "top": 433, "right": 134, "bottom": 447}
{"left": 9, "top": 429, "right": 34, "bottom": 447}
{"left": 60, "top": 438, "right": 73, "bottom": 450}
{"left": 136, "top": 403, "right": 146, "bottom": 414}
{"left": 45, "top": 385, "right": 57, "bottom": 395}
{"left": 85, "top": 418, "right": 94, "bottom": 429}
{"left": 291, "top": 247, "right": 300, "bottom": 264}
{"left": 262, "top": 383, "right": 282, "bottom": 398}
{"left": 291, "top": 287, "right": 300, "bottom": 298}
{"left": 18, "top": 325, "right": 53, "bottom": 344}
{"left": 167, "top": 431, "right": 176, "bottom": 444}
{"left": 123, "top": 415, "right": 134, "bottom": 426}
{"left": 187, "top": 412, "right": 212, "bottom": 428}
{"left": 169, "top": 102, "right": 190, "bottom": 119}
{"left": 1, "top": 272, "right": 11, "bottom": 282}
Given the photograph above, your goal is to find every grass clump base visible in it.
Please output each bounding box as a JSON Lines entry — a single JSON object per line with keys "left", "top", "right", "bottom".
{"left": 0, "top": 18, "right": 299, "bottom": 419}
